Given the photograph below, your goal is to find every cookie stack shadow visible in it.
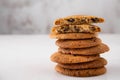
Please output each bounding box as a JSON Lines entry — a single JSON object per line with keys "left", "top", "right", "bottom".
{"left": 50, "top": 15, "right": 109, "bottom": 77}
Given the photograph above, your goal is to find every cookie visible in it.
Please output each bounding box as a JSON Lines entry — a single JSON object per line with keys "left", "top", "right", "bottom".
{"left": 51, "top": 24, "right": 101, "bottom": 34}
{"left": 56, "top": 37, "right": 101, "bottom": 48}
{"left": 50, "top": 33, "right": 98, "bottom": 39}
{"left": 55, "top": 65, "right": 106, "bottom": 77}
{"left": 54, "top": 15, "right": 104, "bottom": 25}
{"left": 50, "top": 52, "right": 100, "bottom": 64}
{"left": 58, "top": 57, "right": 107, "bottom": 69}
{"left": 58, "top": 43, "right": 109, "bottom": 55}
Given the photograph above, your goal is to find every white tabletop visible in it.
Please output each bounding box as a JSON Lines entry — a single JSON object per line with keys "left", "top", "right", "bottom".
{"left": 0, "top": 34, "right": 120, "bottom": 80}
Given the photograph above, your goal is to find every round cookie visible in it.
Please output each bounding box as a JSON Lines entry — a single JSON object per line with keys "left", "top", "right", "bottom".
{"left": 58, "top": 58, "right": 107, "bottom": 69}
{"left": 50, "top": 33, "right": 98, "bottom": 39}
{"left": 55, "top": 65, "right": 106, "bottom": 77}
{"left": 51, "top": 24, "right": 101, "bottom": 34}
{"left": 56, "top": 37, "right": 101, "bottom": 48}
{"left": 54, "top": 15, "right": 104, "bottom": 25}
{"left": 50, "top": 52, "right": 100, "bottom": 64}
{"left": 58, "top": 43, "right": 109, "bottom": 55}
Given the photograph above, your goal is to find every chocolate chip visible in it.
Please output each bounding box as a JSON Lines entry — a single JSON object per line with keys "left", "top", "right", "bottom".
{"left": 89, "top": 26, "right": 96, "bottom": 31}
{"left": 67, "top": 18, "right": 75, "bottom": 22}
{"left": 62, "top": 26, "right": 69, "bottom": 32}
{"left": 57, "top": 26, "right": 69, "bottom": 33}
{"left": 91, "top": 18, "right": 99, "bottom": 22}
{"left": 74, "top": 26, "right": 80, "bottom": 32}
{"left": 80, "top": 18, "right": 87, "bottom": 23}
{"left": 57, "top": 30, "right": 63, "bottom": 33}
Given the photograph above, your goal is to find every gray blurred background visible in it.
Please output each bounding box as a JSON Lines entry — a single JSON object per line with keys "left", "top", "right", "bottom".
{"left": 0, "top": 0, "right": 120, "bottom": 34}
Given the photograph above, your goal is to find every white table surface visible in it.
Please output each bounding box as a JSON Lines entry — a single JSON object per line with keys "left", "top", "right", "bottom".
{"left": 0, "top": 34, "right": 120, "bottom": 80}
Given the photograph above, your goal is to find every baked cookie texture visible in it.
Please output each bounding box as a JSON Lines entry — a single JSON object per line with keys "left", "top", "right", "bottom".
{"left": 51, "top": 52, "right": 100, "bottom": 64}
{"left": 58, "top": 57, "right": 107, "bottom": 69}
{"left": 50, "top": 33, "right": 98, "bottom": 39}
{"left": 56, "top": 38, "right": 101, "bottom": 48}
{"left": 50, "top": 15, "right": 109, "bottom": 77}
{"left": 51, "top": 24, "right": 101, "bottom": 34}
{"left": 58, "top": 43, "right": 109, "bottom": 55}
{"left": 55, "top": 65, "right": 106, "bottom": 77}
{"left": 54, "top": 15, "right": 104, "bottom": 25}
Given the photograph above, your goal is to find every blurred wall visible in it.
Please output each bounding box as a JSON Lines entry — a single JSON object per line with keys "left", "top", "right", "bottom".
{"left": 0, "top": 0, "right": 120, "bottom": 34}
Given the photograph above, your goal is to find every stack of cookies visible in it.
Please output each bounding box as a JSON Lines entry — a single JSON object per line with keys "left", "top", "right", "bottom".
{"left": 50, "top": 15, "right": 109, "bottom": 77}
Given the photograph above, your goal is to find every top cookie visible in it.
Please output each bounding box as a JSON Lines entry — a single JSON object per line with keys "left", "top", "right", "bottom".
{"left": 54, "top": 15, "right": 104, "bottom": 25}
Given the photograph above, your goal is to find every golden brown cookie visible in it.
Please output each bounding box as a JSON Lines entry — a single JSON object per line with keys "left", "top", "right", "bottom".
{"left": 50, "top": 52, "right": 100, "bottom": 64}
{"left": 56, "top": 38, "right": 101, "bottom": 48}
{"left": 55, "top": 65, "right": 106, "bottom": 77}
{"left": 50, "top": 33, "right": 98, "bottom": 39}
{"left": 51, "top": 24, "right": 101, "bottom": 34}
{"left": 58, "top": 57, "right": 107, "bottom": 69}
{"left": 54, "top": 15, "right": 104, "bottom": 25}
{"left": 58, "top": 43, "right": 109, "bottom": 55}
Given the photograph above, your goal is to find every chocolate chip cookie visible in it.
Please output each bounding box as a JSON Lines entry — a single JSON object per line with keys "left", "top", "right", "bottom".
{"left": 56, "top": 37, "right": 101, "bottom": 48}
{"left": 54, "top": 15, "right": 104, "bottom": 25}
{"left": 51, "top": 24, "right": 101, "bottom": 34}
{"left": 50, "top": 33, "right": 98, "bottom": 39}
{"left": 55, "top": 65, "right": 106, "bottom": 77}
{"left": 58, "top": 43, "right": 109, "bottom": 55}
{"left": 50, "top": 52, "right": 100, "bottom": 64}
{"left": 58, "top": 57, "right": 107, "bottom": 69}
